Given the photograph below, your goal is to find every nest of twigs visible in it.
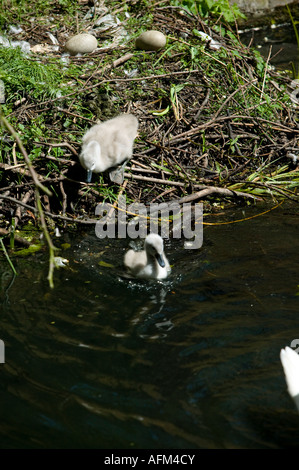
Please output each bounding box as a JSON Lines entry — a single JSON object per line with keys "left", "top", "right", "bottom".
{"left": 0, "top": 1, "right": 298, "bottom": 239}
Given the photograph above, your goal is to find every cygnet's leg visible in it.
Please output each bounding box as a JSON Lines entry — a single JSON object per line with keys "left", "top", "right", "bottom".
{"left": 109, "top": 159, "right": 129, "bottom": 185}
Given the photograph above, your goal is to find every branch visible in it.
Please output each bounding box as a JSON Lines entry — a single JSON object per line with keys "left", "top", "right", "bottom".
{"left": 35, "top": 188, "right": 57, "bottom": 288}
{"left": 173, "top": 186, "right": 262, "bottom": 203}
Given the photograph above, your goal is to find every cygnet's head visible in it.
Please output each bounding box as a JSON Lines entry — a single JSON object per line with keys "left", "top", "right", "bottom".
{"left": 80, "top": 141, "right": 100, "bottom": 182}
{"left": 144, "top": 233, "right": 165, "bottom": 268}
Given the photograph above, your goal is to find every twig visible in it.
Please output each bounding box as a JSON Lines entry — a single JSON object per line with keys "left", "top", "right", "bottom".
{"left": 112, "top": 53, "right": 134, "bottom": 68}
{"left": 226, "top": 110, "right": 243, "bottom": 157}
{"left": 0, "top": 228, "right": 31, "bottom": 247}
{"left": 56, "top": 107, "right": 94, "bottom": 123}
{"left": 14, "top": 190, "right": 34, "bottom": 229}
{"left": 260, "top": 45, "right": 272, "bottom": 102}
{"left": 173, "top": 186, "right": 262, "bottom": 203}
{"left": 123, "top": 172, "right": 187, "bottom": 187}
{"left": 195, "top": 88, "right": 210, "bottom": 119}
{"left": 59, "top": 181, "right": 67, "bottom": 217}
{"left": 0, "top": 194, "right": 97, "bottom": 224}
{"left": 34, "top": 140, "right": 79, "bottom": 157}
{"left": 150, "top": 188, "right": 177, "bottom": 202}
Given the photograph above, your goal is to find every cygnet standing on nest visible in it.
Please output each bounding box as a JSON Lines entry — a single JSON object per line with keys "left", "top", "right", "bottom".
{"left": 124, "top": 233, "right": 171, "bottom": 280}
{"left": 280, "top": 346, "right": 299, "bottom": 412}
{"left": 79, "top": 113, "right": 138, "bottom": 184}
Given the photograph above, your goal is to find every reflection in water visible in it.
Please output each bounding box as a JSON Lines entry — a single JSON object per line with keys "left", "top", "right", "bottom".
{"left": 1, "top": 271, "right": 16, "bottom": 308}
{"left": 128, "top": 285, "right": 174, "bottom": 339}
{"left": 0, "top": 204, "right": 299, "bottom": 448}
{"left": 240, "top": 22, "right": 299, "bottom": 72}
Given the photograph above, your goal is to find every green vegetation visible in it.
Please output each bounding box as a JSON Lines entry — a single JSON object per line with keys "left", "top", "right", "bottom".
{"left": 171, "top": 0, "right": 246, "bottom": 23}
{"left": 286, "top": 4, "right": 299, "bottom": 78}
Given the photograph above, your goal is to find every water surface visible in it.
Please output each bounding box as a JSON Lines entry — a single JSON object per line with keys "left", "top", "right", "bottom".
{"left": 0, "top": 202, "right": 299, "bottom": 449}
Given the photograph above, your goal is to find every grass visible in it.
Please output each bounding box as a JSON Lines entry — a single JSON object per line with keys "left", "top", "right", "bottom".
{"left": 171, "top": 0, "right": 246, "bottom": 23}
{"left": 286, "top": 4, "right": 299, "bottom": 78}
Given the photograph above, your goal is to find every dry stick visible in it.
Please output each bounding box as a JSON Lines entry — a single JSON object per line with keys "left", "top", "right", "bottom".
{"left": 59, "top": 181, "right": 67, "bottom": 217}
{"left": 12, "top": 142, "right": 17, "bottom": 165}
{"left": 195, "top": 88, "right": 211, "bottom": 120}
{"left": 112, "top": 53, "right": 134, "bottom": 68}
{"left": 174, "top": 82, "right": 255, "bottom": 142}
{"left": 0, "top": 194, "right": 96, "bottom": 224}
{"left": 150, "top": 187, "right": 177, "bottom": 203}
{"left": 0, "top": 162, "right": 28, "bottom": 175}
{"left": 171, "top": 112, "right": 299, "bottom": 145}
{"left": 34, "top": 140, "right": 79, "bottom": 157}
{"left": 56, "top": 107, "right": 94, "bottom": 123}
{"left": 260, "top": 45, "right": 272, "bottom": 102}
{"left": 14, "top": 190, "right": 34, "bottom": 229}
{"left": 124, "top": 172, "right": 261, "bottom": 201}
{"left": 123, "top": 172, "right": 187, "bottom": 187}
{"left": 131, "top": 158, "right": 154, "bottom": 169}
{"left": 130, "top": 167, "right": 159, "bottom": 175}
{"left": 0, "top": 228, "right": 31, "bottom": 247}
{"left": 173, "top": 187, "right": 261, "bottom": 204}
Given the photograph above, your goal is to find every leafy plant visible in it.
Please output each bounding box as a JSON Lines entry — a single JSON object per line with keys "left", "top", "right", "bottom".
{"left": 0, "top": 47, "right": 62, "bottom": 101}
{"left": 152, "top": 83, "right": 187, "bottom": 118}
{"left": 286, "top": 4, "right": 299, "bottom": 78}
{"left": 171, "top": 0, "right": 246, "bottom": 23}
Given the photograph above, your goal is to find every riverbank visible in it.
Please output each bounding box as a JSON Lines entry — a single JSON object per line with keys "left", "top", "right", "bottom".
{"left": 0, "top": 0, "right": 298, "bottom": 265}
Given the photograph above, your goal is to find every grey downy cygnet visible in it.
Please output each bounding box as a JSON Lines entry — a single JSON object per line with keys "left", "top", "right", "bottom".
{"left": 79, "top": 113, "right": 138, "bottom": 184}
{"left": 280, "top": 346, "right": 299, "bottom": 412}
{"left": 124, "top": 233, "right": 171, "bottom": 280}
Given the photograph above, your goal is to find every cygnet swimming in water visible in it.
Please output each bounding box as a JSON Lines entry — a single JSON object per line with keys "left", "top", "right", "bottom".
{"left": 79, "top": 113, "right": 138, "bottom": 184}
{"left": 124, "top": 233, "right": 171, "bottom": 280}
{"left": 280, "top": 346, "right": 299, "bottom": 411}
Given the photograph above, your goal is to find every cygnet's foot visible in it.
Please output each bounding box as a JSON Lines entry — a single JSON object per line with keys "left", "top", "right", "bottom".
{"left": 109, "top": 167, "right": 124, "bottom": 184}
{"left": 109, "top": 163, "right": 126, "bottom": 185}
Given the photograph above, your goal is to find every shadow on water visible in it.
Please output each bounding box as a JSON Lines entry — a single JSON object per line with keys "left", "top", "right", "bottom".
{"left": 0, "top": 202, "right": 299, "bottom": 448}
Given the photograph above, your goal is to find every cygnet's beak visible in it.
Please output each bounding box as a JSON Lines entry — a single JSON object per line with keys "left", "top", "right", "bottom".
{"left": 86, "top": 169, "right": 93, "bottom": 183}
{"left": 155, "top": 253, "right": 165, "bottom": 268}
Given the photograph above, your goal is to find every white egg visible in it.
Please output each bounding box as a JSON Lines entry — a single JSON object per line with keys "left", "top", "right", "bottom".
{"left": 65, "top": 33, "right": 97, "bottom": 55}
{"left": 136, "top": 30, "right": 166, "bottom": 51}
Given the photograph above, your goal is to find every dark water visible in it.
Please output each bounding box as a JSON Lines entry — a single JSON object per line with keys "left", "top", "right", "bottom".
{"left": 0, "top": 202, "right": 298, "bottom": 449}
{"left": 240, "top": 22, "right": 299, "bottom": 73}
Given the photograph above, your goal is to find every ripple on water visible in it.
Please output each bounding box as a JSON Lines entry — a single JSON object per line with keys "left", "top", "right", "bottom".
{"left": 1, "top": 205, "right": 299, "bottom": 448}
